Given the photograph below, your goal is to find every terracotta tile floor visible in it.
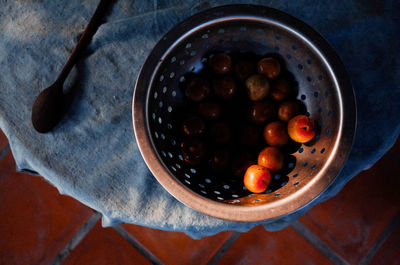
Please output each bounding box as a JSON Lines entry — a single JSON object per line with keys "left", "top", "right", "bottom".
{"left": 0, "top": 130, "right": 399, "bottom": 265}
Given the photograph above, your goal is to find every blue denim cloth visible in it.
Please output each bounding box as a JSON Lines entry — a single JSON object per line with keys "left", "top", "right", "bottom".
{"left": 0, "top": 0, "right": 399, "bottom": 238}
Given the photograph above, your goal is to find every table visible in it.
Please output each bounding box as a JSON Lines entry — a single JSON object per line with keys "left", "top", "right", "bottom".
{"left": 0, "top": 0, "right": 399, "bottom": 238}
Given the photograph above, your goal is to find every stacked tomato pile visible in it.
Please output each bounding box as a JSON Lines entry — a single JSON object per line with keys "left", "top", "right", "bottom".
{"left": 178, "top": 52, "right": 316, "bottom": 194}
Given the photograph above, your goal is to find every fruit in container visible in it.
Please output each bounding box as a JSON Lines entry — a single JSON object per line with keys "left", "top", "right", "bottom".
{"left": 288, "top": 115, "right": 316, "bottom": 143}
{"left": 263, "top": 121, "right": 289, "bottom": 147}
{"left": 257, "top": 57, "right": 281, "bottom": 79}
{"left": 243, "top": 165, "right": 272, "bottom": 193}
{"left": 208, "top": 53, "right": 232, "bottom": 74}
{"left": 245, "top": 74, "right": 270, "bottom": 101}
{"left": 257, "top": 147, "right": 284, "bottom": 174}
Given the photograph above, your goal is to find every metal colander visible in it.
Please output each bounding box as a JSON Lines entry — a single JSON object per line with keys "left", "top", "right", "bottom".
{"left": 133, "top": 5, "right": 356, "bottom": 222}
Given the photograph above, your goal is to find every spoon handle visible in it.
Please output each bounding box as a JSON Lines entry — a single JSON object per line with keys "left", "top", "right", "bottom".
{"left": 56, "top": 0, "right": 113, "bottom": 84}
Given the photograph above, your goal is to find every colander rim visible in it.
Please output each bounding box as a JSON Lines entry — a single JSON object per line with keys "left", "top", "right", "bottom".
{"left": 132, "top": 4, "right": 356, "bottom": 222}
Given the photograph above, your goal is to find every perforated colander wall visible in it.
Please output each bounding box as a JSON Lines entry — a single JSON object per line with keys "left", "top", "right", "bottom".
{"left": 146, "top": 20, "right": 340, "bottom": 206}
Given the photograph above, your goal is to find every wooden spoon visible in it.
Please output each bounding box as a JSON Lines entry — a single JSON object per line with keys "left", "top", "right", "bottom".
{"left": 32, "top": 0, "right": 114, "bottom": 133}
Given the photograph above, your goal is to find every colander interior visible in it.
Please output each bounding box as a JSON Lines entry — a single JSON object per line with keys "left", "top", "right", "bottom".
{"left": 146, "top": 18, "right": 341, "bottom": 206}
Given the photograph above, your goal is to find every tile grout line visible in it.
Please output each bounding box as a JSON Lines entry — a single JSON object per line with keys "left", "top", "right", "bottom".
{"left": 291, "top": 221, "right": 351, "bottom": 265}
{"left": 207, "top": 231, "right": 241, "bottom": 265}
{"left": 113, "top": 225, "right": 164, "bottom": 265}
{"left": 0, "top": 143, "right": 10, "bottom": 161}
{"left": 49, "top": 211, "right": 102, "bottom": 265}
{"left": 358, "top": 212, "right": 400, "bottom": 265}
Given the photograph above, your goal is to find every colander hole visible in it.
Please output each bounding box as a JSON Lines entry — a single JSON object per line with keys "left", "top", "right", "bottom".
{"left": 233, "top": 199, "right": 240, "bottom": 203}
{"left": 175, "top": 163, "right": 181, "bottom": 169}
{"left": 185, "top": 43, "right": 191, "bottom": 48}
{"left": 303, "top": 162, "right": 308, "bottom": 167}
{"left": 298, "top": 64, "right": 303, "bottom": 70}
{"left": 152, "top": 113, "right": 156, "bottom": 119}
{"left": 248, "top": 194, "right": 255, "bottom": 197}
{"left": 158, "top": 117, "right": 162, "bottom": 124}
{"left": 292, "top": 45, "right": 298, "bottom": 50}
{"left": 171, "top": 91, "right": 177, "bottom": 97}
{"left": 275, "top": 35, "right": 281, "bottom": 40}
{"left": 232, "top": 36, "right": 239, "bottom": 42}
{"left": 190, "top": 50, "right": 196, "bottom": 56}
{"left": 167, "top": 152, "right": 173, "bottom": 158}
{"left": 184, "top": 173, "right": 191, "bottom": 178}
{"left": 315, "top": 135, "right": 320, "bottom": 141}
{"left": 307, "top": 59, "right": 312, "bottom": 64}
{"left": 314, "top": 91, "right": 319, "bottom": 97}
{"left": 326, "top": 129, "right": 331, "bottom": 135}
{"left": 153, "top": 92, "right": 158, "bottom": 99}
{"left": 325, "top": 91, "right": 329, "bottom": 97}
{"left": 266, "top": 190, "right": 272, "bottom": 193}
{"left": 159, "top": 75, "right": 164, "bottom": 81}
{"left": 305, "top": 111, "right": 310, "bottom": 117}
{"left": 201, "top": 190, "right": 207, "bottom": 194}
{"left": 161, "top": 151, "right": 166, "bottom": 157}
{"left": 288, "top": 162, "right": 294, "bottom": 168}
{"left": 318, "top": 107, "right": 322, "bottom": 113}
{"left": 178, "top": 155, "right": 183, "bottom": 161}
{"left": 321, "top": 148, "right": 326, "bottom": 154}
{"left": 190, "top": 168, "right": 196, "bottom": 174}
{"left": 286, "top": 54, "right": 292, "bottom": 59}
{"left": 154, "top": 131, "right": 159, "bottom": 138}
{"left": 293, "top": 173, "right": 299, "bottom": 178}
{"left": 167, "top": 106, "right": 173, "bottom": 112}
{"left": 179, "top": 76, "right": 185, "bottom": 83}
{"left": 248, "top": 37, "right": 254, "bottom": 43}
{"left": 162, "top": 86, "right": 167, "bottom": 93}
{"left": 199, "top": 183, "right": 205, "bottom": 188}
{"left": 160, "top": 133, "right": 165, "bottom": 140}
{"left": 240, "top": 26, "right": 247, "bottom": 31}
{"left": 274, "top": 46, "right": 280, "bottom": 51}
{"left": 179, "top": 60, "right": 185, "bottom": 65}
{"left": 311, "top": 148, "right": 316, "bottom": 154}
{"left": 328, "top": 110, "right": 332, "bottom": 116}
{"left": 167, "top": 124, "right": 172, "bottom": 129}
{"left": 274, "top": 193, "right": 280, "bottom": 197}
{"left": 169, "top": 72, "right": 175, "bottom": 78}
{"left": 218, "top": 28, "right": 225, "bottom": 33}
{"left": 318, "top": 75, "right": 323, "bottom": 80}
{"left": 299, "top": 147, "right": 304, "bottom": 153}
{"left": 274, "top": 174, "right": 281, "bottom": 180}
{"left": 261, "top": 40, "right": 267, "bottom": 46}
{"left": 255, "top": 199, "right": 261, "bottom": 202}
{"left": 223, "top": 185, "right": 230, "bottom": 189}
{"left": 281, "top": 181, "right": 287, "bottom": 187}
{"left": 307, "top": 76, "right": 312, "bottom": 82}
{"left": 171, "top": 139, "right": 176, "bottom": 145}
{"left": 232, "top": 194, "right": 239, "bottom": 198}
{"left": 159, "top": 101, "right": 163, "bottom": 108}
{"left": 204, "top": 44, "right": 209, "bottom": 49}
{"left": 257, "top": 28, "right": 263, "bottom": 34}
{"left": 205, "top": 178, "right": 211, "bottom": 183}
{"left": 294, "top": 181, "right": 299, "bottom": 186}
{"left": 171, "top": 166, "right": 176, "bottom": 172}
{"left": 214, "top": 191, "right": 221, "bottom": 195}
{"left": 217, "top": 197, "right": 224, "bottom": 200}
{"left": 218, "top": 39, "right": 224, "bottom": 44}
{"left": 202, "top": 33, "right": 209, "bottom": 38}
{"left": 171, "top": 56, "right": 176, "bottom": 63}
{"left": 318, "top": 120, "right": 322, "bottom": 127}
{"left": 301, "top": 94, "right": 306, "bottom": 100}
{"left": 311, "top": 165, "right": 316, "bottom": 170}
{"left": 185, "top": 180, "right": 191, "bottom": 184}
{"left": 201, "top": 57, "right": 207, "bottom": 63}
